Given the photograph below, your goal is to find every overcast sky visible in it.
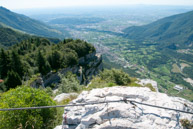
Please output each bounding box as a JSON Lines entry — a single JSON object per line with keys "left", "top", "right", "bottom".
{"left": 1, "top": 0, "right": 193, "bottom": 9}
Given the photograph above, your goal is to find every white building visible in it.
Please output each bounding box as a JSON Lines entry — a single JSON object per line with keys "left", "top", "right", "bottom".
{"left": 174, "top": 85, "right": 183, "bottom": 91}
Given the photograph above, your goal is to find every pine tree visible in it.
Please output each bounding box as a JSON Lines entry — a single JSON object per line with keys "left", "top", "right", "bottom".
{"left": 0, "top": 49, "right": 11, "bottom": 79}
{"left": 5, "top": 70, "right": 22, "bottom": 89}
{"left": 48, "top": 50, "right": 62, "bottom": 70}
{"left": 37, "top": 50, "right": 51, "bottom": 75}
{"left": 11, "top": 51, "right": 25, "bottom": 77}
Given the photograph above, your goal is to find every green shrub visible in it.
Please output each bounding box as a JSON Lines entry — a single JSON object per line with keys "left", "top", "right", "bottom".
{"left": 0, "top": 86, "right": 57, "bottom": 129}
{"left": 0, "top": 82, "right": 6, "bottom": 93}
{"left": 100, "top": 69, "right": 131, "bottom": 85}
{"left": 44, "top": 87, "right": 53, "bottom": 96}
{"left": 180, "top": 119, "right": 193, "bottom": 129}
{"left": 57, "top": 72, "right": 82, "bottom": 94}
{"left": 145, "top": 83, "right": 156, "bottom": 92}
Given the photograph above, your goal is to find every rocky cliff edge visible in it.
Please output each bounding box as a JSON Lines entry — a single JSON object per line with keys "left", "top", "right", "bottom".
{"left": 57, "top": 86, "right": 193, "bottom": 129}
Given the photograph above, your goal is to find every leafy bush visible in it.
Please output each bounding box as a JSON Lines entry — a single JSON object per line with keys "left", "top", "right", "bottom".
{"left": 0, "top": 86, "right": 57, "bottom": 129}
{"left": 180, "top": 119, "right": 193, "bottom": 129}
{"left": 145, "top": 83, "right": 156, "bottom": 92}
{"left": 100, "top": 69, "right": 131, "bottom": 85}
{"left": 57, "top": 72, "right": 82, "bottom": 94}
{"left": 0, "top": 82, "right": 6, "bottom": 93}
{"left": 44, "top": 87, "right": 53, "bottom": 96}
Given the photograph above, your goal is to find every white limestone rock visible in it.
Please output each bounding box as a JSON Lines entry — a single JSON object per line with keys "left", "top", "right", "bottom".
{"left": 61, "top": 86, "right": 193, "bottom": 129}
{"left": 138, "top": 79, "right": 159, "bottom": 92}
{"left": 54, "top": 125, "right": 62, "bottom": 129}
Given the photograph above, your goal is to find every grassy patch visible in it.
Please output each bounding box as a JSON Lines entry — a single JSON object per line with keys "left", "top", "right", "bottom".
{"left": 172, "top": 64, "right": 181, "bottom": 73}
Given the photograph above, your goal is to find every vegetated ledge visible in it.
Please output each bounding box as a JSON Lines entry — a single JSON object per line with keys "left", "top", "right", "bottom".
{"left": 55, "top": 86, "right": 193, "bottom": 129}
{"left": 30, "top": 51, "right": 103, "bottom": 87}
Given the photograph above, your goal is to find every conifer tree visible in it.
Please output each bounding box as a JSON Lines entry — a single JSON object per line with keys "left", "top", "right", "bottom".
{"left": 11, "top": 51, "right": 25, "bottom": 77}
{"left": 0, "top": 49, "right": 11, "bottom": 79}
{"left": 5, "top": 70, "right": 22, "bottom": 89}
{"left": 37, "top": 50, "right": 51, "bottom": 75}
{"left": 48, "top": 50, "right": 62, "bottom": 70}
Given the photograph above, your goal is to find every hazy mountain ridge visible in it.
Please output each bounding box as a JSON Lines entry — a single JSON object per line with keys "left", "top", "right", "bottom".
{"left": 123, "top": 10, "right": 193, "bottom": 49}
{"left": 0, "top": 6, "right": 63, "bottom": 38}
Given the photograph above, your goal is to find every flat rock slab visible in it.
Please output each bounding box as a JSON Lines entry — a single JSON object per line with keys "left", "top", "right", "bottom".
{"left": 60, "top": 86, "right": 193, "bottom": 129}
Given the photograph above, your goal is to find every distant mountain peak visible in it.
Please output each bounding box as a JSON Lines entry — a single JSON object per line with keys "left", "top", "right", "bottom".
{"left": 0, "top": 6, "right": 11, "bottom": 12}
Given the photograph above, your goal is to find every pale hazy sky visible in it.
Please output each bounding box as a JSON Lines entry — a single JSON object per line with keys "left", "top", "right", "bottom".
{"left": 1, "top": 0, "right": 193, "bottom": 9}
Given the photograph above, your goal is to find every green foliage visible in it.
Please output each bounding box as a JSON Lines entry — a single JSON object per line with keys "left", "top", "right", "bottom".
{"left": 48, "top": 50, "right": 62, "bottom": 70}
{"left": 123, "top": 10, "right": 193, "bottom": 48}
{"left": 61, "top": 48, "right": 78, "bottom": 67}
{"left": 57, "top": 72, "right": 82, "bottom": 94}
{"left": 183, "top": 66, "right": 193, "bottom": 79}
{"left": 180, "top": 119, "right": 193, "bottom": 129}
{"left": 0, "top": 27, "right": 30, "bottom": 47}
{"left": 0, "top": 82, "right": 6, "bottom": 93}
{"left": 0, "top": 49, "right": 11, "bottom": 78}
{"left": 0, "top": 37, "right": 95, "bottom": 91}
{"left": 37, "top": 50, "right": 51, "bottom": 75}
{"left": 11, "top": 51, "right": 25, "bottom": 77}
{"left": 4, "top": 70, "right": 22, "bottom": 89}
{"left": 100, "top": 69, "right": 131, "bottom": 85}
{"left": 85, "top": 77, "right": 111, "bottom": 90}
{"left": 0, "top": 86, "right": 57, "bottom": 129}
{"left": 86, "top": 69, "right": 135, "bottom": 91}
{"left": 145, "top": 83, "right": 156, "bottom": 92}
{"left": 64, "top": 39, "right": 95, "bottom": 57}
{"left": 44, "top": 87, "right": 53, "bottom": 97}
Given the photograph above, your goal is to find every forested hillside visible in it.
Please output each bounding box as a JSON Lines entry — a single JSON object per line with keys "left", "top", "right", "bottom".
{"left": 0, "top": 27, "right": 30, "bottom": 47}
{"left": 0, "top": 6, "right": 63, "bottom": 38}
{"left": 123, "top": 10, "right": 193, "bottom": 49}
{"left": 0, "top": 38, "right": 95, "bottom": 91}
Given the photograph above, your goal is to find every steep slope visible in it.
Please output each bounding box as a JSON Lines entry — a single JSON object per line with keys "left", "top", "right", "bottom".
{"left": 0, "top": 27, "right": 31, "bottom": 47}
{"left": 57, "top": 86, "right": 193, "bottom": 129}
{"left": 123, "top": 10, "right": 193, "bottom": 48}
{"left": 0, "top": 6, "right": 63, "bottom": 38}
{"left": 0, "top": 26, "right": 61, "bottom": 47}
{"left": 118, "top": 10, "right": 193, "bottom": 100}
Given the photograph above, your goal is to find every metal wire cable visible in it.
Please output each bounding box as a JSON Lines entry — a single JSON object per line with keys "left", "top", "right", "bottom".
{"left": 0, "top": 99, "right": 125, "bottom": 111}
{"left": 0, "top": 99, "right": 192, "bottom": 115}
{"left": 130, "top": 100, "right": 193, "bottom": 115}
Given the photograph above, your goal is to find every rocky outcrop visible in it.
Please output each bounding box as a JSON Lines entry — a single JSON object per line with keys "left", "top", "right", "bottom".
{"left": 137, "top": 79, "right": 159, "bottom": 92}
{"left": 31, "top": 52, "right": 103, "bottom": 87}
{"left": 59, "top": 87, "right": 193, "bottom": 129}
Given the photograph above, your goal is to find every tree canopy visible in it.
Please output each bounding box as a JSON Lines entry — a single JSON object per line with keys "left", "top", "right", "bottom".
{"left": 0, "top": 86, "right": 57, "bottom": 129}
{"left": 0, "top": 38, "right": 95, "bottom": 90}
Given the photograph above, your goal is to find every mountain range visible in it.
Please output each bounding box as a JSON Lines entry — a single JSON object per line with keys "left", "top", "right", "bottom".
{"left": 0, "top": 6, "right": 63, "bottom": 39}
{"left": 123, "top": 10, "right": 193, "bottom": 49}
